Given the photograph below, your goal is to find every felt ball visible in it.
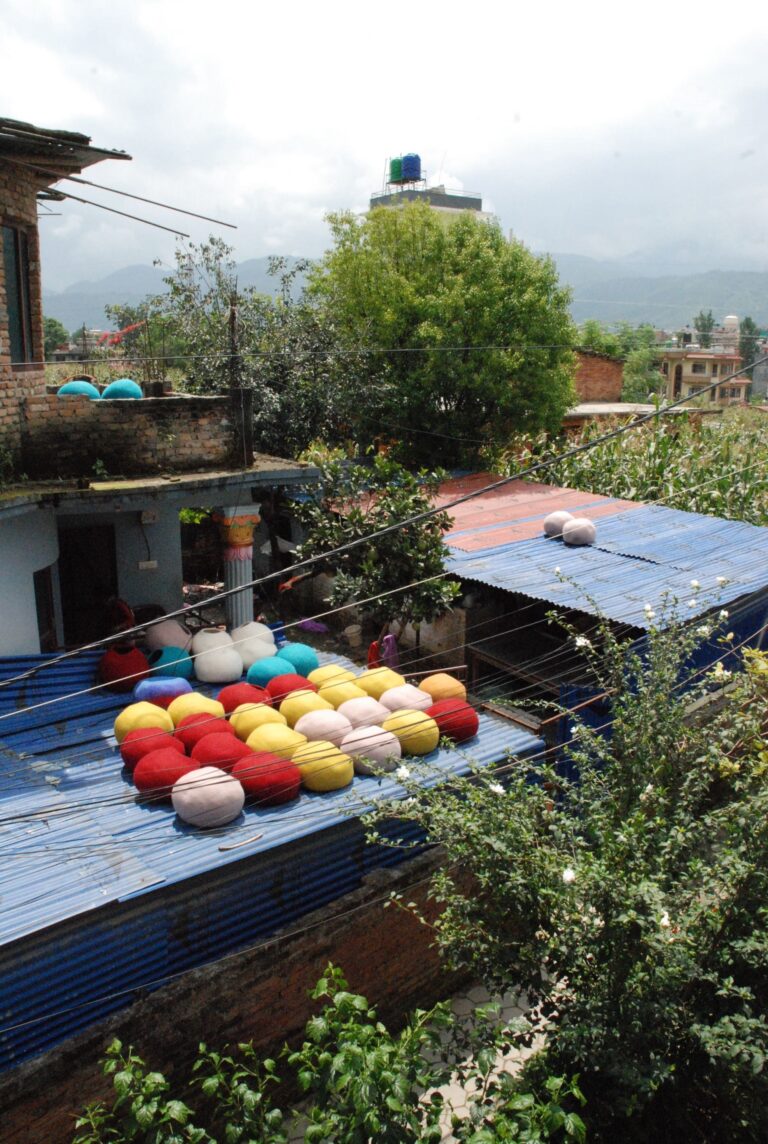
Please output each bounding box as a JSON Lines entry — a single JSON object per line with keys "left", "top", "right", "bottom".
{"left": 247, "top": 656, "right": 297, "bottom": 688}
{"left": 58, "top": 379, "right": 100, "bottom": 399}
{"left": 102, "top": 378, "right": 143, "bottom": 400}
{"left": 175, "top": 712, "right": 235, "bottom": 752}
{"left": 382, "top": 709, "right": 440, "bottom": 756}
{"left": 379, "top": 683, "right": 433, "bottom": 713}
{"left": 336, "top": 696, "right": 390, "bottom": 728}
{"left": 147, "top": 647, "right": 194, "bottom": 679}
{"left": 266, "top": 673, "right": 317, "bottom": 705}
{"left": 145, "top": 619, "right": 192, "bottom": 653}
{"left": 133, "top": 748, "right": 199, "bottom": 797}
{"left": 319, "top": 682, "right": 368, "bottom": 708}
{"left": 426, "top": 699, "right": 480, "bottom": 744}
{"left": 294, "top": 709, "right": 353, "bottom": 746}
{"left": 543, "top": 510, "right": 574, "bottom": 538}
{"left": 99, "top": 646, "right": 150, "bottom": 692}
{"left": 562, "top": 517, "right": 597, "bottom": 546}
{"left": 356, "top": 667, "right": 406, "bottom": 700}
{"left": 245, "top": 723, "right": 308, "bottom": 760}
{"left": 308, "top": 664, "right": 357, "bottom": 688}
{"left": 230, "top": 703, "right": 286, "bottom": 741}
{"left": 120, "top": 727, "right": 185, "bottom": 772}
{"left": 167, "top": 692, "right": 225, "bottom": 727}
{"left": 418, "top": 673, "right": 467, "bottom": 703}
{"left": 231, "top": 623, "right": 276, "bottom": 668}
{"left": 217, "top": 682, "right": 271, "bottom": 715}
{"left": 134, "top": 677, "right": 193, "bottom": 708}
{"left": 114, "top": 702, "right": 174, "bottom": 744}
{"left": 232, "top": 752, "right": 301, "bottom": 805}
{"left": 276, "top": 642, "right": 320, "bottom": 676}
{"left": 172, "top": 766, "right": 245, "bottom": 828}
{"left": 279, "top": 690, "right": 333, "bottom": 727}
{"left": 191, "top": 631, "right": 244, "bottom": 684}
{"left": 339, "top": 726, "right": 402, "bottom": 775}
{"left": 191, "top": 732, "right": 255, "bottom": 773}
{"left": 231, "top": 621, "right": 276, "bottom": 645}
{"left": 292, "top": 741, "right": 354, "bottom": 792}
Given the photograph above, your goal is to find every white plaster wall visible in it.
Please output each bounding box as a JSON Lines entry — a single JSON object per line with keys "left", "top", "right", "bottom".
{"left": 0, "top": 508, "right": 59, "bottom": 655}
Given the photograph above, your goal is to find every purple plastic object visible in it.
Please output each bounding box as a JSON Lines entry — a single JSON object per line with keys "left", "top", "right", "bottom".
{"left": 381, "top": 634, "right": 399, "bottom": 670}
{"left": 297, "top": 619, "right": 330, "bottom": 633}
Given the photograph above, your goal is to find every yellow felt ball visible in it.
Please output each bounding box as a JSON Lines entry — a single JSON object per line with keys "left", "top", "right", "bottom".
{"left": 308, "top": 664, "right": 357, "bottom": 688}
{"left": 292, "top": 740, "right": 354, "bottom": 792}
{"left": 319, "top": 682, "right": 368, "bottom": 708}
{"left": 356, "top": 667, "right": 405, "bottom": 700}
{"left": 167, "top": 692, "right": 225, "bottom": 727}
{"left": 230, "top": 703, "right": 286, "bottom": 741}
{"left": 418, "top": 673, "right": 467, "bottom": 702}
{"left": 382, "top": 709, "right": 440, "bottom": 756}
{"left": 246, "top": 723, "right": 308, "bottom": 759}
{"left": 279, "top": 690, "right": 333, "bottom": 727}
{"left": 114, "top": 702, "right": 173, "bottom": 744}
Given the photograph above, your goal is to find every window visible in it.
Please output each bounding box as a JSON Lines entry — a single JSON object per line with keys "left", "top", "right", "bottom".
{"left": 691, "top": 362, "right": 707, "bottom": 374}
{"left": 661, "top": 361, "right": 669, "bottom": 374}
{"left": 2, "top": 224, "right": 34, "bottom": 364}
{"left": 712, "top": 364, "right": 718, "bottom": 376}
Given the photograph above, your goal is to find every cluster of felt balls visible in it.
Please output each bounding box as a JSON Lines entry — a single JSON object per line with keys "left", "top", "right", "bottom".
{"left": 113, "top": 646, "right": 479, "bottom": 830}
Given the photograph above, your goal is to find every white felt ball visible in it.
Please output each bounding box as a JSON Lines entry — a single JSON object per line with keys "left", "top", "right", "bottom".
{"left": 543, "top": 510, "right": 574, "bottom": 538}
{"left": 339, "top": 726, "right": 402, "bottom": 774}
{"left": 231, "top": 624, "right": 276, "bottom": 668}
{"left": 191, "top": 628, "right": 234, "bottom": 654}
{"left": 562, "top": 517, "right": 597, "bottom": 546}
{"left": 172, "top": 766, "right": 245, "bottom": 827}
{"left": 145, "top": 619, "right": 192, "bottom": 652}
{"left": 294, "top": 709, "right": 353, "bottom": 746}
{"left": 194, "top": 646, "right": 244, "bottom": 684}
{"left": 232, "top": 621, "right": 276, "bottom": 645}
{"left": 336, "top": 696, "right": 390, "bottom": 729}
{"left": 379, "top": 683, "right": 433, "bottom": 713}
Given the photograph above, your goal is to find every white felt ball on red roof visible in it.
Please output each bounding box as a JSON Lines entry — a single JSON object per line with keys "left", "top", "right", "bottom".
{"left": 543, "top": 510, "right": 574, "bottom": 538}
{"left": 562, "top": 517, "right": 597, "bottom": 546}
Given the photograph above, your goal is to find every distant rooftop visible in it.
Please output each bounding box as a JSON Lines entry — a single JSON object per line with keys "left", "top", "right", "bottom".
{"left": 370, "top": 185, "right": 483, "bottom": 211}
{"left": 0, "top": 116, "right": 130, "bottom": 170}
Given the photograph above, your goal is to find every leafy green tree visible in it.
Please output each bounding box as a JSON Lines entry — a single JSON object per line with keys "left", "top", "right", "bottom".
{"left": 694, "top": 308, "right": 715, "bottom": 347}
{"left": 739, "top": 315, "right": 762, "bottom": 376}
{"left": 308, "top": 202, "right": 577, "bottom": 467}
{"left": 103, "top": 300, "right": 189, "bottom": 381}
{"left": 292, "top": 451, "right": 461, "bottom": 634}
{"left": 621, "top": 346, "right": 665, "bottom": 401}
{"left": 43, "top": 316, "right": 69, "bottom": 359}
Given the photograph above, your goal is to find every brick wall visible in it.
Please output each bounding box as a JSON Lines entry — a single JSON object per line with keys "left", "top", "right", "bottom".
{"left": 0, "top": 161, "right": 47, "bottom": 459}
{"left": 0, "top": 850, "right": 468, "bottom": 1144}
{"left": 21, "top": 393, "right": 248, "bottom": 476}
{"left": 574, "top": 350, "right": 624, "bottom": 402}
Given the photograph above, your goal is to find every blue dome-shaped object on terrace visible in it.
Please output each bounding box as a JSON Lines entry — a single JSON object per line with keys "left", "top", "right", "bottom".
{"left": 102, "top": 378, "right": 143, "bottom": 400}
{"left": 58, "top": 380, "right": 101, "bottom": 399}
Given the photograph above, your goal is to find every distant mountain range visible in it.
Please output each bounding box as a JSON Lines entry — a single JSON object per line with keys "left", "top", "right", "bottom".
{"left": 42, "top": 252, "right": 768, "bottom": 333}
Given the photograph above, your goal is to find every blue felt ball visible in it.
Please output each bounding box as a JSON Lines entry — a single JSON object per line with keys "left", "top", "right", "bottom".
{"left": 148, "top": 647, "right": 194, "bottom": 679}
{"left": 58, "top": 380, "right": 101, "bottom": 399}
{"left": 102, "top": 378, "right": 143, "bottom": 400}
{"left": 134, "top": 677, "right": 193, "bottom": 705}
{"left": 276, "top": 642, "right": 320, "bottom": 676}
{"left": 246, "top": 656, "right": 295, "bottom": 688}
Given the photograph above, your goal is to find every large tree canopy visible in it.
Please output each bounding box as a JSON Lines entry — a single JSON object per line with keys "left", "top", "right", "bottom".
{"left": 308, "top": 203, "right": 577, "bottom": 467}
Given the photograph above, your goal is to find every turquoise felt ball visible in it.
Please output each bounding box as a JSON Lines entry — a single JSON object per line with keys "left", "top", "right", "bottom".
{"left": 148, "top": 646, "right": 194, "bottom": 679}
{"left": 247, "top": 655, "right": 296, "bottom": 688}
{"left": 276, "top": 642, "right": 319, "bottom": 676}
{"left": 102, "top": 378, "right": 143, "bottom": 399}
{"left": 58, "top": 380, "right": 101, "bottom": 399}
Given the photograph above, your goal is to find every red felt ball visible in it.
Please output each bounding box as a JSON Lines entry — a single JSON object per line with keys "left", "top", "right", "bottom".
{"left": 217, "top": 682, "right": 272, "bottom": 714}
{"left": 174, "top": 712, "right": 235, "bottom": 752}
{"left": 99, "top": 645, "right": 150, "bottom": 693}
{"left": 231, "top": 751, "right": 301, "bottom": 806}
{"left": 265, "top": 673, "right": 317, "bottom": 705}
{"left": 133, "top": 749, "right": 199, "bottom": 797}
{"left": 191, "top": 733, "right": 255, "bottom": 773}
{"left": 120, "top": 727, "right": 185, "bottom": 772}
{"left": 426, "top": 699, "right": 479, "bottom": 744}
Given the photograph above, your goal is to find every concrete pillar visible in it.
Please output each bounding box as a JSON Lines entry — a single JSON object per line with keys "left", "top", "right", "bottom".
{"left": 214, "top": 506, "right": 261, "bottom": 630}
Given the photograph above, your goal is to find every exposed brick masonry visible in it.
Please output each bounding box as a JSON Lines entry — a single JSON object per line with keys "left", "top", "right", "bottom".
{"left": 574, "top": 350, "right": 624, "bottom": 402}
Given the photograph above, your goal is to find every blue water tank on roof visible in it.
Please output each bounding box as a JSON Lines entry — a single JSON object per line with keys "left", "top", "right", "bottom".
{"left": 402, "top": 153, "right": 421, "bottom": 181}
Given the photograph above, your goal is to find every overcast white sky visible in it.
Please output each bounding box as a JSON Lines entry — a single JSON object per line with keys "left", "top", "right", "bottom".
{"left": 4, "top": 0, "right": 768, "bottom": 289}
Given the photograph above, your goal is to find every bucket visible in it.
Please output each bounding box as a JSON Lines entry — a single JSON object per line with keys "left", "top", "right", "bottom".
{"left": 343, "top": 623, "right": 362, "bottom": 649}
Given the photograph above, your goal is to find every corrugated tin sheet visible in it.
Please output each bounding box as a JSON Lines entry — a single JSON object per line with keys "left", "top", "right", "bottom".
{"left": 448, "top": 504, "right": 768, "bottom": 630}
{"left": 0, "top": 649, "right": 543, "bottom": 1071}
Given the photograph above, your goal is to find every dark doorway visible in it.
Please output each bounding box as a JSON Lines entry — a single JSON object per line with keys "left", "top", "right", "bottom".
{"left": 33, "top": 566, "right": 57, "bottom": 652}
{"left": 673, "top": 364, "right": 683, "bottom": 398}
{"left": 58, "top": 524, "right": 118, "bottom": 646}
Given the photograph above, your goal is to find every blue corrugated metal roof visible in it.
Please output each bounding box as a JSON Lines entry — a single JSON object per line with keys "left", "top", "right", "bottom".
{"left": 447, "top": 504, "right": 768, "bottom": 629}
{"left": 0, "top": 651, "right": 542, "bottom": 950}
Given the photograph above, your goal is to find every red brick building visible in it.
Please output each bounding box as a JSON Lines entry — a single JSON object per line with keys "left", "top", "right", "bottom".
{"left": 573, "top": 348, "right": 624, "bottom": 402}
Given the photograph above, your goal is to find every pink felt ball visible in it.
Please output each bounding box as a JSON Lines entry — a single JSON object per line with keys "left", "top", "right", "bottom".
{"left": 336, "top": 696, "right": 390, "bottom": 728}
{"left": 339, "top": 725, "right": 402, "bottom": 774}
{"left": 266, "top": 673, "right": 317, "bottom": 705}
{"left": 190, "top": 733, "right": 256, "bottom": 773}
{"left": 231, "top": 752, "right": 302, "bottom": 806}
{"left": 379, "top": 683, "right": 433, "bottom": 713}
{"left": 426, "top": 699, "right": 479, "bottom": 744}
{"left": 171, "top": 767, "right": 245, "bottom": 827}
{"left": 174, "top": 712, "right": 235, "bottom": 753}
{"left": 294, "top": 708, "right": 353, "bottom": 747}
{"left": 120, "top": 727, "right": 185, "bottom": 773}
{"left": 217, "top": 682, "right": 272, "bottom": 715}
{"left": 133, "top": 749, "right": 199, "bottom": 797}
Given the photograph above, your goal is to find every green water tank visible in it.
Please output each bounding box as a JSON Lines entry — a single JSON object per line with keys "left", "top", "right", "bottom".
{"left": 389, "top": 156, "right": 403, "bottom": 184}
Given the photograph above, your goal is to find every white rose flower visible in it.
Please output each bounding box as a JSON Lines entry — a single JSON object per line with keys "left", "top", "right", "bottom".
{"left": 488, "top": 782, "right": 505, "bottom": 796}
{"left": 395, "top": 765, "right": 411, "bottom": 781}
{"left": 562, "top": 867, "right": 576, "bottom": 885}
